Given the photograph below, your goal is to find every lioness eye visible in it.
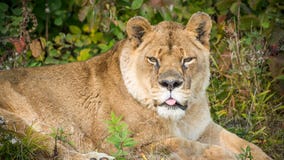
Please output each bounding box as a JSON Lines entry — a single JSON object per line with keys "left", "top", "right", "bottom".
{"left": 147, "top": 56, "right": 158, "bottom": 65}
{"left": 182, "top": 57, "right": 196, "bottom": 67}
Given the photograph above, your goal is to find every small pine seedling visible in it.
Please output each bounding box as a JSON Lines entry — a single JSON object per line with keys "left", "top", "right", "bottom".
{"left": 106, "top": 112, "right": 136, "bottom": 160}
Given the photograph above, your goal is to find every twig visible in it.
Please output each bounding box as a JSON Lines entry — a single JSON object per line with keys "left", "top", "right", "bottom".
{"left": 45, "top": 0, "right": 50, "bottom": 41}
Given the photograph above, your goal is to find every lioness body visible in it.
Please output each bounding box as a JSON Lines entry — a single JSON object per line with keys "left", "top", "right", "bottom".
{"left": 0, "top": 13, "right": 271, "bottom": 160}
{"left": 0, "top": 50, "right": 165, "bottom": 154}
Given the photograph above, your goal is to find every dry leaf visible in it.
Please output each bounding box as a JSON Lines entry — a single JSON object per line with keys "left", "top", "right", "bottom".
{"left": 29, "top": 39, "right": 44, "bottom": 58}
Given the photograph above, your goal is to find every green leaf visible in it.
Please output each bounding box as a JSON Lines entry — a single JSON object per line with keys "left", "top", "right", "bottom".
{"left": 216, "top": 109, "right": 227, "bottom": 118}
{"left": 274, "top": 75, "right": 284, "bottom": 81}
{"left": 66, "top": 34, "right": 75, "bottom": 43}
{"left": 241, "top": 113, "right": 248, "bottom": 119}
{"left": 98, "top": 41, "right": 114, "bottom": 53}
{"left": 11, "top": 17, "right": 22, "bottom": 26}
{"left": 0, "top": 2, "right": 8, "bottom": 12}
{"left": 77, "top": 48, "right": 91, "bottom": 61}
{"left": 75, "top": 40, "right": 83, "bottom": 47}
{"left": 61, "top": 51, "right": 72, "bottom": 61}
{"left": 261, "top": 20, "right": 270, "bottom": 29}
{"left": 205, "top": 7, "right": 215, "bottom": 15}
{"left": 54, "top": 35, "right": 62, "bottom": 45}
{"left": 114, "top": 149, "right": 128, "bottom": 159}
{"left": 131, "top": 0, "right": 143, "bottom": 10}
{"left": 239, "top": 15, "right": 260, "bottom": 30}
{"left": 117, "top": 20, "right": 126, "bottom": 32}
{"left": 113, "top": 27, "right": 125, "bottom": 40}
{"left": 124, "top": 138, "right": 136, "bottom": 147}
{"left": 82, "top": 37, "right": 92, "bottom": 46}
{"left": 159, "top": 8, "right": 172, "bottom": 21}
{"left": 230, "top": 2, "right": 239, "bottom": 16}
{"left": 28, "top": 61, "right": 42, "bottom": 67}
{"left": 140, "top": 4, "right": 154, "bottom": 19}
{"left": 215, "top": 0, "right": 235, "bottom": 15}
{"left": 49, "top": 0, "right": 62, "bottom": 12}
{"left": 107, "top": 136, "right": 120, "bottom": 145}
{"left": 69, "top": 25, "right": 82, "bottom": 34}
{"left": 273, "top": 105, "right": 284, "bottom": 112}
{"left": 11, "top": 7, "right": 22, "bottom": 16}
{"left": 248, "top": 0, "right": 262, "bottom": 10}
{"left": 54, "top": 18, "right": 63, "bottom": 26}
{"left": 45, "top": 57, "right": 61, "bottom": 64}
{"left": 92, "top": 32, "right": 103, "bottom": 43}
{"left": 0, "top": 25, "right": 7, "bottom": 34}
{"left": 49, "top": 49, "right": 60, "bottom": 58}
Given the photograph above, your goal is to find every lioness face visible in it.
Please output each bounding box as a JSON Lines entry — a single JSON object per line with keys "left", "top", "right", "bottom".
{"left": 121, "top": 13, "right": 212, "bottom": 121}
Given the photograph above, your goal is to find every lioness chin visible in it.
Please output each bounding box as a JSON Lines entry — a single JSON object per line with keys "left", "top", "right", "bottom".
{"left": 0, "top": 12, "right": 271, "bottom": 160}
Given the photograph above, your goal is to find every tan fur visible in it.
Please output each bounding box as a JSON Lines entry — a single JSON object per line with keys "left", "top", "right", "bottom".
{"left": 0, "top": 12, "right": 271, "bottom": 160}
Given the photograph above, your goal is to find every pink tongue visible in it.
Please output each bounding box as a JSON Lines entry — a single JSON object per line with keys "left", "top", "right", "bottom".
{"left": 165, "top": 98, "right": 177, "bottom": 106}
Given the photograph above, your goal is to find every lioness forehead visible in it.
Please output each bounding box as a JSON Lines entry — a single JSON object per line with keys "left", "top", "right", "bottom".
{"left": 154, "top": 21, "right": 184, "bottom": 31}
{"left": 152, "top": 21, "right": 186, "bottom": 43}
{"left": 142, "top": 22, "right": 200, "bottom": 53}
{"left": 138, "top": 26, "right": 199, "bottom": 60}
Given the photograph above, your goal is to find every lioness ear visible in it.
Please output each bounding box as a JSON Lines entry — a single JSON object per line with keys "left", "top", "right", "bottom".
{"left": 186, "top": 12, "right": 212, "bottom": 49}
{"left": 126, "top": 16, "right": 152, "bottom": 43}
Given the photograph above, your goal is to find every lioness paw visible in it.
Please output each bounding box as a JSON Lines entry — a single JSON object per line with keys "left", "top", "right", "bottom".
{"left": 84, "top": 151, "right": 115, "bottom": 160}
{"left": 89, "top": 158, "right": 110, "bottom": 160}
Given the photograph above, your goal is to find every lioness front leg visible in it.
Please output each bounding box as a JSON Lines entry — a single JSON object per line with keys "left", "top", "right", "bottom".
{"left": 142, "top": 137, "right": 237, "bottom": 160}
{"left": 199, "top": 122, "right": 272, "bottom": 160}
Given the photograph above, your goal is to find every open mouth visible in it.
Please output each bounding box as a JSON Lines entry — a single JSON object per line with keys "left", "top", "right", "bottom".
{"left": 161, "top": 98, "right": 188, "bottom": 110}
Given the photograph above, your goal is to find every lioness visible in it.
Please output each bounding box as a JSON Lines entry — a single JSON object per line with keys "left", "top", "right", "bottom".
{"left": 0, "top": 12, "right": 271, "bottom": 160}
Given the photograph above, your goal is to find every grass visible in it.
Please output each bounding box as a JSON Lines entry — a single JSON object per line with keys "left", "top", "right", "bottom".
{"left": 49, "top": 127, "right": 76, "bottom": 158}
{"left": 0, "top": 118, "right": 50, "bottom": 160}
{"left": 208, "top": 26, "right": 284, "bottom": 159}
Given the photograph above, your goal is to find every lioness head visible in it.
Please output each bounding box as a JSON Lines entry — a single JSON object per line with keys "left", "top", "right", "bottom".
{"left": 120, "top": 12, "right": 212, "bottom": 121}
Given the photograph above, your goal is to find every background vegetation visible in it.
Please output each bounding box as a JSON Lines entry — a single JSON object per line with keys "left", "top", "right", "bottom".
{"left": 0, "top": 0, "right": 283, "bottom": 159}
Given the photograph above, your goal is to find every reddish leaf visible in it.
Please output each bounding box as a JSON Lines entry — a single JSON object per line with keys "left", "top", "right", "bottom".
{"left": 9, "top": 37, "right": 26, "bottom": 54}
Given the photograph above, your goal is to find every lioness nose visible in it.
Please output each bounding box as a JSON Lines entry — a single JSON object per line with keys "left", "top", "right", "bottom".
{"left": 159, "top": 79, "right": 183, "bottom": 91}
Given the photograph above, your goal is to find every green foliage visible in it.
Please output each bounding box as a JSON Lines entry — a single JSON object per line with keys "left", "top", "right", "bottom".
{"left": 0, "top": 118, "right": 49, "bottom": 160}
{"left": 237, "top": 146, "right": 253, "bottom": 160}
{"left": 215, "top": 0, "right": 284, "bottom": 31}
{"left": 49, "top": 127, "right": 75, "bottom": 149}
{"left": 131, "top": 0, "right": 144, "bottom": 10}
{"left": 0, "top": 1, "right": 22, "bottom": 38}
{"left": 106, "top": 112, "right": 136, "bottom": 160}
{"left": 208, "top": 25, "right": 284, "bottom": 159}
